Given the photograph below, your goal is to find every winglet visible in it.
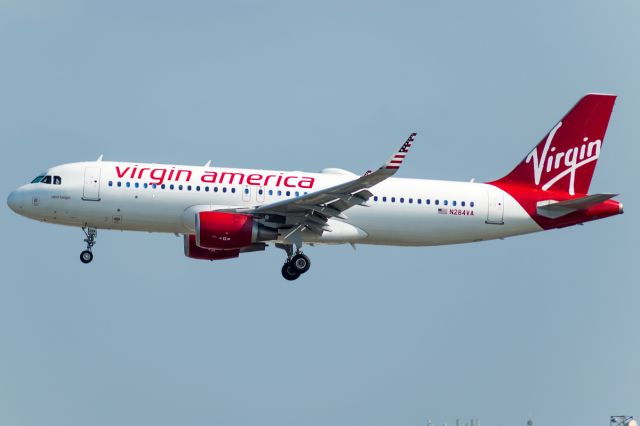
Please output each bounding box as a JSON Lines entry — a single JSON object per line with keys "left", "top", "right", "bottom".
{"left": 384, "top": 132, "right": 416, "bottom": 170}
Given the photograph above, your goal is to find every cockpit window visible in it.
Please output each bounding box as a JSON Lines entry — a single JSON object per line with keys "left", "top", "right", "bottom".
{"left": 31, "top": 175, "right": 45, "bottom": 183}
{"left": 53, "top": 176, "right": 62, "bottom": 185}
{"left": 41, "top": 176, "right": 52, "bottom": 184}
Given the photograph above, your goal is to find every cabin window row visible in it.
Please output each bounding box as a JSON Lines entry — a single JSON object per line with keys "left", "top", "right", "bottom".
{"left": 107, "top": 181, "right": 308, "bottom": 197}
{"left": 372, "top": 195, "right": 474, "bottom": 208}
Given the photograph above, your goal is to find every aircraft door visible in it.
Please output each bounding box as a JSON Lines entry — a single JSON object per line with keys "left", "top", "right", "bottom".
{"left": 242, "top": 185, "right": 251, "bottom": 202}
{"left": 82, "top": 167, "right": 101, "bottom": 201}
{"left": 486, "top": 188, "right": 504, "bottom": 225}
{"left": 257, "top": 186, "right": 265, "bottom": 203}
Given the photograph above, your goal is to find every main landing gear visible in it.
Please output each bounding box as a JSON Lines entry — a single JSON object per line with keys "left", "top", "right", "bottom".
{"left": 277, "top": 243, "right": 311, "bottom": 281}
{"left": 80, "top": 227, "right": 97, "bottom": 264}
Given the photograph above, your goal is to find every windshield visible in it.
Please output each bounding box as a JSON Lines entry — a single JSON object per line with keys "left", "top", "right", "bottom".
{"left": 30, "top": 174, "right": 62, "bottom": 185}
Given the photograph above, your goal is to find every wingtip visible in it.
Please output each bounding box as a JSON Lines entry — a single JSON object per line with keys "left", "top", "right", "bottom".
{"left": 384, "top": 133, "right": 416, "bottom": 170}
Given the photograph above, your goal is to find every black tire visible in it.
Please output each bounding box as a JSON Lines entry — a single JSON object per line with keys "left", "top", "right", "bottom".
{"left": 291, "top": 253, "right": 311, "bottom": 274}
{"left": 281, "top": 262, "right": 300, "bottom": 281}
{"left": 80, "top": 250, "right": 93, "bottom": 264}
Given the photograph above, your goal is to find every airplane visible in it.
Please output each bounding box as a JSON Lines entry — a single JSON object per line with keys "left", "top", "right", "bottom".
{"left": 6, "top": 93, "right": 623, "bottom": 281}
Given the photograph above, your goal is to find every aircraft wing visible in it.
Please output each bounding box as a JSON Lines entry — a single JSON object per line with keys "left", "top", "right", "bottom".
{"left": 229, "top": 133, "right": 416, "bottom": 235}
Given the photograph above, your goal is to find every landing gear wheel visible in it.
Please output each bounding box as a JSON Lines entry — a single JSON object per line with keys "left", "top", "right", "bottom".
{"left": 291, "top": 253, "right": 311, "bottom": 274}
{"left": 81, "top": 227, "right": 98, "bottom": 263}
{"left": 281, "top": 262, "right": 301, "bottom": 281}
{"left": 80, "top": 250, "right": 93, "bottom": 264}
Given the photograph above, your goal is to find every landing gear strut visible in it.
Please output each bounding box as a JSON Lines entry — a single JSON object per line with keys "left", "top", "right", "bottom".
{"left": 276, "top": 243, "right": 311, "bottom": 281}
{"left": 80, "top": 227, "right": 97, "bottom": 264}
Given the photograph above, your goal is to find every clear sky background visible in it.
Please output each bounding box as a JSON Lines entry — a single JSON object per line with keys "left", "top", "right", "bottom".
{"left": 1, "top": 1, "right": 639, "bottom": 425}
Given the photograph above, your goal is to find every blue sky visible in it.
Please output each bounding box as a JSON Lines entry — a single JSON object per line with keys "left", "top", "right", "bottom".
{"left": 1, "top": 1, "right": 639, "bottom": 425}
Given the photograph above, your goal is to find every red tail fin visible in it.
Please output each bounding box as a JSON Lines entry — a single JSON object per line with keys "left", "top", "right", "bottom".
{"left": 491, "top": 94, "right": 616, "bottom": 195}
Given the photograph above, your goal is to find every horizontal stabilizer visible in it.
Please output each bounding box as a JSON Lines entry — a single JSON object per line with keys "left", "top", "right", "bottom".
{"left": 537, "top": 193, "right": 617, "bottom": 219}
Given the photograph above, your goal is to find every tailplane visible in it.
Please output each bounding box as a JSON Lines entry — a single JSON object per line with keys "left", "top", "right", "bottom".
{"left": 490, "top": 94, "right": 616, "bottom": 195}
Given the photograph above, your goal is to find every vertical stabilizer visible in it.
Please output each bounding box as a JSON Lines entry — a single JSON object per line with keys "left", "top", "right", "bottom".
{"left": 490, "top": 94, "right": 616, "bottom": 195}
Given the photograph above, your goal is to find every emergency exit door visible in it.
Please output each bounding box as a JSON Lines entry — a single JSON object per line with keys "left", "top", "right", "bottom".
{"left": 486, "top": 189, "right": 504, "bottom": 225}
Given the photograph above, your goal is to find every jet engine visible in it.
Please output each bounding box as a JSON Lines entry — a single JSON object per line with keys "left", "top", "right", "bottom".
{"left": 195, "top": 211, "right": 277, "bottom": 250}
{"left": 183, "top": 234, "right": 240, "bottom": 260}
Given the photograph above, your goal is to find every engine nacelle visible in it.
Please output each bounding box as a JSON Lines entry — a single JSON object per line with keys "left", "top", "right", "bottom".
{"left": 195, "top": 211, "right": 277, "bottom": 250}
{"left": 184, "top": 234, "right": 240, "bottom": 260}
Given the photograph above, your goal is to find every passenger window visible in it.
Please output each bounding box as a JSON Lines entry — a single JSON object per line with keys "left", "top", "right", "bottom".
{"left": 170, "top": 184, "right": 174, "bottom": 190}
{"left": 53, "top": 176, "right": 62, "bottom": 185}
{"left": 244, "top": 188, "right": 249, "bottom": 194}
{"left": 41, "top": 176, "right": 52, "bottom": 184}
{"left": 391, "top": 197, "right": 396, "bottom": 203}
{"left": 286, "top": 191, "right": 291, "bottom": 196}
{"left": 426, "top": 199, "right": 431, "bottom": 205}
{"left": 134, "top": 182, "right": 139, "bottom": 188}
{"left": 277, "top": 190, "right": 282, "bottom": 196}
{"left": 374, "top": 196, "right": 378, "bottom": 202}
{"left": 223, "top": 187, "right": 227, "bottom": 193}
{"left": 470, "top": 201, "right": 475, "bottom": 207}
{"left": 444, "top": 200, "right": 448, "bottom": 206}
{"left": 435, "top": 200, "right": 439, "bottom": 205}
{"left": 382, "top": 196, "right": 387, "bottom": 202}
{"left": 187, "top": 185, "right": 192, "bottom": 191}
{"left": 108, "top": 181, "right": 113, "bottom": 187}
{"left": 231, "top": 188, "right": 236, "bottom": 193}
{"left": 178, "top": 185, "right": 183, "bottom": 190}
{"left": 295, "top": 191, "right": 299, "bottom": 197}
{"left": 409, "top": 198, "right": 413, "bottom": 204}
{"left": 214, "top": 187, "right": 218, "bottom": 192}
{"left": 268, "top": 189, "right": 273, "bottom": 196}
{"left": 205, "top": 187, "right": 209, "bottom": 192}
{"left": 400, "top": 197, "right": 404, "bottom": 203}
{"left": 143, "top": 183, "right": 148, "bottom": 188}
{"left": 461, "top": 201, "right": 465, "bottom": 207}
{"left": 117, "top": 182, "right": 122, "bottom": 187}
{"left": 452, "top": 200, "right": 456, "bottom": 207}
{"left": 417, "top": 199, "right": 422, "bottom": 204}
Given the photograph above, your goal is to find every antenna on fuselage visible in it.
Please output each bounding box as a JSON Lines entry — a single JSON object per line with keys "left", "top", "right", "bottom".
{"left": 204, "top": 160, "right": 211, "bottom": 167}
{"left": 96, "top": 154, "right": 104, "bottom": 162}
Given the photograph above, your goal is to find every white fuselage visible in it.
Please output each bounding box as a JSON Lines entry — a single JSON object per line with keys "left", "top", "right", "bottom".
{"left": 8, "top": 161, "right": 542, "bottom": 246}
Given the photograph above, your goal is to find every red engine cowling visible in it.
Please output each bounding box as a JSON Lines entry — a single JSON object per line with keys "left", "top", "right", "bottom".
{"left": 184, "top": 234, "right": 240, "bottom": 260}
{"left": 195, "top": 211, "right": 277, "bottom": 250}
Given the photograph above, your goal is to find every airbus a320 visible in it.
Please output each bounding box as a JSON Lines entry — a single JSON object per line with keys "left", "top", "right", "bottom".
{"left": 7, "top": 94, "right": 623, "bottom": 280}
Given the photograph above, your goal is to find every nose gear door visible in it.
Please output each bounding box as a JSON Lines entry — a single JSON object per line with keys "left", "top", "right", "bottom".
{"left": 82, "top": 167, "right": 101, "bottom": 201}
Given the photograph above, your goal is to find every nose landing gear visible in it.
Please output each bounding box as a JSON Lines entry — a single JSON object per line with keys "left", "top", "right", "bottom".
{"left": 277, "top": 243, "right": 311, "bottom": 281}
{"left": 80, "top": 227, "right": 97, "bottom": 264}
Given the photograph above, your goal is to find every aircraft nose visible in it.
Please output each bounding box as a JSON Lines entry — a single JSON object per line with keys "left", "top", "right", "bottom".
{"left": 7, "top": 189, "right": 23, "bottom": 213}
